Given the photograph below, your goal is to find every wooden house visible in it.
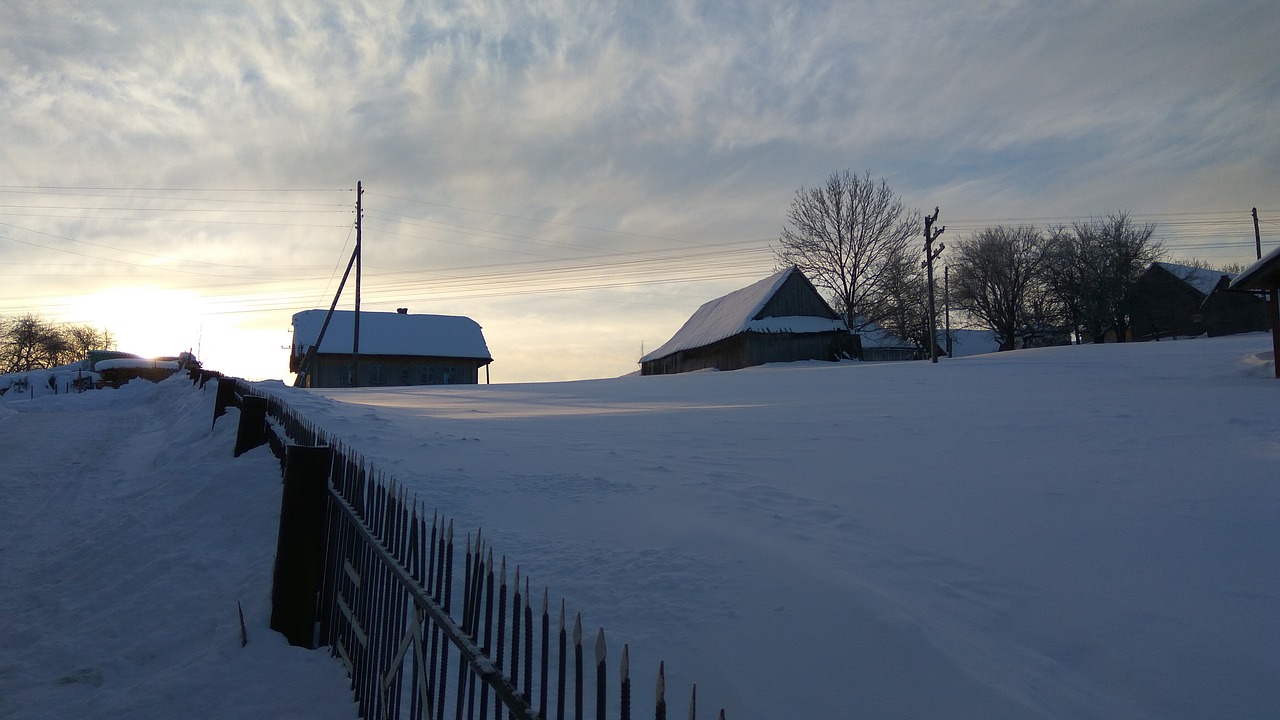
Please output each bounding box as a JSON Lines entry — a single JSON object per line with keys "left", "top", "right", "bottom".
{"left": 1126, "top": 262, "right": 1269, "bottom": 341}
{"left": 639, "top": 267, "right": 861, "bottom": 375}
{"left": 1201, "top": 274, "right": 1271, "bottom": 337}
{"left": 1126, "top": 262, "right": 1222, "bottom": 340}
{"left": 291, "top": 309, "right": 492, "bottom": 388}
{"left": 1228, "top": 245, "right": 1280, "bottom": 378}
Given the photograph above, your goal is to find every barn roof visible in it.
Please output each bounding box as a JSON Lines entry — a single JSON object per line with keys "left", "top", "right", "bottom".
{"left": 291, "top": 310, "right": 492, "bottom": 360}
{"left": 1153, "top": 262, "right": 1233, "bottom": 296}
{"left": 640, "top": 267, "right": 846, "bottom": 363}
{"left": 1230, "top": 244, "right": 1280, "bottom": 291}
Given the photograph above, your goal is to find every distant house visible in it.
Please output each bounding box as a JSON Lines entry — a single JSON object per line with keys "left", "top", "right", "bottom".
{"left": 856, "top": 321, "right": 922, "bottom": 362}
{"left": 1126, "top": 262, "right": 1268, "bottom": 341}
{"left": 639, "top": 267, "right": 861, "bottom": 375}
{"left": 291, "top": 309, "right": 492, "bottom": 388}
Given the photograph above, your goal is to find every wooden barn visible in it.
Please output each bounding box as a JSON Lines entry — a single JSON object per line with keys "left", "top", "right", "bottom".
{"left": 1228, "top": 244, "right": 1280, "bottom": 378}
{"left": 639, "top": 267, "right": 861, "bottom": 375}
{"left": 291, "top": 309, "right": 492, "bottom": 388}
{"left": 1201, "top": 274, "right": 1271, "bottom": 337}
{"left": 1126, "top": 262, "right": 1269, "bottom": 341}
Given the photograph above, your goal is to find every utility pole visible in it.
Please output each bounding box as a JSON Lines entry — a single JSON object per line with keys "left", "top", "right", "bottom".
{"left": 352, "top": 181, "right": 362, "bottom": 388}
{"left": 1254, "top": 207, "right": 1263, "bottom": 260}
{"left": 944, "top": 265, "right": 952, "bottom": 357}
{"left": 922, "top": 207, "right": 945, "bottom": 363}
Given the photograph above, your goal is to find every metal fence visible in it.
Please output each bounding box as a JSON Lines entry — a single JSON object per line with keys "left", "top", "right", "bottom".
{"left": 208, "top": 374, "right": 724, "bottom": 720}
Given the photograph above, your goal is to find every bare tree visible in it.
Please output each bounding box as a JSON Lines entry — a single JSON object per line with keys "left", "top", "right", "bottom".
{"left": 875, "top": 242, "right": 929, "bottom": 350}
{"left": 62, "top": 323, "right": 116, "bottom": 361}
{"left": 1, "top": 314, "right": 63, "bottom": 372}
{"left": 774, "top": 170, "right": 922, "bottom": 331}
{"left": 0, "top": 315, "right": 115, "bottom": 372}
{"left": 950, "top": 226, "right": 1050, "bottom": 351}
{"left": 1044, "top": 213, "right": 1162, "bottom": 342}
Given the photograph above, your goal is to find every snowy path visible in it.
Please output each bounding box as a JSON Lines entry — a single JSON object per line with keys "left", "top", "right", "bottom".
{"left": 0, "top": 378, "right": 355, "bottom": 719}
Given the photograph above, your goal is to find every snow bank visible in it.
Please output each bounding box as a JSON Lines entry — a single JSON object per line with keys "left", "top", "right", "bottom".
{"left": 0, "top": 376, "right": 356, "bottom": 719}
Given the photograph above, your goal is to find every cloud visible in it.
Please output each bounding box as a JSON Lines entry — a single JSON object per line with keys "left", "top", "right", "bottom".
{"left": 2, "top": 0, "right": 1278, "bottom": 380}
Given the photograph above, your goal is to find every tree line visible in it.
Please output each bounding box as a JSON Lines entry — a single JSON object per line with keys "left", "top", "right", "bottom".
{"left": 773, "top": 170, "right": 1222, "bottom": 352}
{"left": 0, "top": 314, "right": 116, "bottom": 374}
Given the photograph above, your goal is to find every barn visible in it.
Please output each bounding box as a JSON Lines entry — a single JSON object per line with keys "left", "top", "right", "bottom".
{"left": 1126, "top": 262, "right": 1269, "bottom": 341}
{"left": 639, "top": 267, "right": 861, "bottom": 375}
{"left": 290, "top": 309, "right": 492, "bottom": 388}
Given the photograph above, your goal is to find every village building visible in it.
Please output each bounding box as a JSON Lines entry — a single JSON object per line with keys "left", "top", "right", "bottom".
{"left": 639, "top": 267, "right": 861, "bottom": 375}
{"left": 1126, "top": 262, "right": 1270, "bottom": 341}
{"left": 290, "top": 309, "right": 492, "bottom": 388}
{"left": 1228, "top": 245, "right": 1280, "bottom": 379}
{"left": 856, "top": 321, "right": 923, "bottom": 362}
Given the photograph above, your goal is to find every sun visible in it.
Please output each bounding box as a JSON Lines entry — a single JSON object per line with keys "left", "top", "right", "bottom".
{"left": 61, "top": 287, "right": 208, "bottom": 360}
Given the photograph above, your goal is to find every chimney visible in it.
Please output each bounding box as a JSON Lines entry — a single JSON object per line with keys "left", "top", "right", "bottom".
{"left": 396, "top": 307, "right": 408, "bottom": 314}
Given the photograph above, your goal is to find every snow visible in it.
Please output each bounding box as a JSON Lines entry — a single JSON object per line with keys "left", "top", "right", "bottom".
{"left": 1155, "top": 261, "right": 1232, "bottom": 296}
{"left": 4, "top": 335, "right": 1278, "bottom": 719}
{"left": 640, "top": 267, "right": 822, "bottom": 362}
{"left": 743, "top": 316, "right": 848, "bottom": 334}
{"left": 292, "top": 309, "right": 492, "bottom": 360}
{"left": 0, "top": 376, "right": 356, "bottom": 719}
{"left": 1231, "top": 244, "right": 1280, "bottom": 290}
{"left": 93, "top": 358, "right": 181, "bottom": 371}
{"left": 947, "top": 328, "right": 1002, "bottom": 357}
{"left": 856, "top": 319, "right": 915, "bottom": 349}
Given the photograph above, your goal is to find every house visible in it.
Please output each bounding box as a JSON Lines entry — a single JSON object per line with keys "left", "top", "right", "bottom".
{"left": 1126, "top": 262, "right": 1269, "bottom": 341}
{"left": 856, "top": 321, "right": 922, "bottom": 362}
{"left": 639, "top": 267, "right": 861, "bottom": 375}
{"left": 291, "top": 309, "right": 492, "bottom": 388}
{"left": 1228, "top": 245, "right": 1280, "bottom": 379}
{"left": 1126, "top": 262, "right": 1223, "bottom": 340}
{"left": 1201, "top": 274, "right": 1271, "bottom": 337}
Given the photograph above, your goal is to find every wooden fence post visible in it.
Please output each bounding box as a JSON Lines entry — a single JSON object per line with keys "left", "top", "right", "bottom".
{"left": 271, "top": 444, "right": 333, "bottom": 648}
{"left": 234, "top": 395, "right": 268, "bottom": 457}
{"left": 212, "top": 378, "right": 237, "bottom": 428}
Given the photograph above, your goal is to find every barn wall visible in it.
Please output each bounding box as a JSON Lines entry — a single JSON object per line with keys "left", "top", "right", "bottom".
{"left": 306, "top": 354, "right": 486, "bottom": 388}
{"left": 1202, "top": 287, "right": 1270, "bottom": 337}
{"left": 757, "top": 272, "right": 839, "bottom": 320}
{"left": 640, "top": 331, "right": 859, "bottom": 375}
{"left": 1127, "top": 266, "right": 1207, "bottom": 340}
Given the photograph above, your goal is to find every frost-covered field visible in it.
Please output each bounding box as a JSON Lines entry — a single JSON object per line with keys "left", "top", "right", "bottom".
{"left": 3, "top": 334, "right": 1277, "bottom": 719}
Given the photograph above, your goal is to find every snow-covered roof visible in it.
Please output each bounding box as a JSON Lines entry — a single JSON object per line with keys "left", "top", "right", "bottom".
{"left": 854, "top": 320, "right": 916, "bottom": 349}
{"left": 1155, "top": 262, "right": 1233, "bottom": 296}
{"left": 1230, "top": 244, "right": 1280, "bottom": 291}
{"left": 946, "top": 329, "right": 1001, "bottom": 357}
{"left": 291, "top": 310, "right": 492, "bottom": 360}
{"left": 640, "top": 268, "right": 845, "bottom": 362}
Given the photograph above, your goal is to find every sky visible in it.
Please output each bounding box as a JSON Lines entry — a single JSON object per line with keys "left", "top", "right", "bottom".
{"left": 2, "top": 0, "right": 1278, "bottom": 382}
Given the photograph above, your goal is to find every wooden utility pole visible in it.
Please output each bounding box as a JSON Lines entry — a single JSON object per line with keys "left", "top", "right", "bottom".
{"left": 1254, "top": 207, "right": 1263, "bottom": 260}
{"left": 352, "top": 180, "right": 363, "bottom": 387}
{"left": 944, "top": 265, "right": 952, "bottom": 357}
{"left": 922, "top": 207, "right": 945, "bottom": 363}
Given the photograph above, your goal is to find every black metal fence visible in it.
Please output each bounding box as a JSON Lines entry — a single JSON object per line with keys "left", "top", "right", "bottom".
{"left": 207, "top": 374, "right": 725, "bottom": 720}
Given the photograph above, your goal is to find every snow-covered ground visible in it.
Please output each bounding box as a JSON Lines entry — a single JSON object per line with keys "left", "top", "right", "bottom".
{"left": 0, "top": 377, "right": 356, "bottom": 719}
{"left": 3, "top": 334, "right": 1278, "bottom": 719}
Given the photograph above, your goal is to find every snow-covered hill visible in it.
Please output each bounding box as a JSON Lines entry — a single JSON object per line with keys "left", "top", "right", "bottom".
{"left": 3, "top": 334, "right": 1277, "bottom": 719}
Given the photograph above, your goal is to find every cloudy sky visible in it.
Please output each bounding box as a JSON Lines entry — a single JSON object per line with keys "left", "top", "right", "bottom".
{"left": 3, "top": 0, "right": 1278, "bottom": 382}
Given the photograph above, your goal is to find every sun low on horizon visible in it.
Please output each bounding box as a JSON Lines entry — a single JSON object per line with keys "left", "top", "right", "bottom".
{"left": 55, "top": 286, "right": 292, "bottom": 380}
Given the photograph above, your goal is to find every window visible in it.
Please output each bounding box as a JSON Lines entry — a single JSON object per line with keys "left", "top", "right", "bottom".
{"left": 421, "top": 365, "right": 436, "bottom": 385}
{"left": 370, "top": 364, "right": 386, "bottom": 386}
{"left": 443, "top": 366, "right": 456, "bottom": 385}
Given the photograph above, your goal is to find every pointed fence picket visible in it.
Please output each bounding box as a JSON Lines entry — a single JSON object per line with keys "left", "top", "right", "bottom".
{"left": 213, "top": 377, "right": 725, "bottom": 720}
